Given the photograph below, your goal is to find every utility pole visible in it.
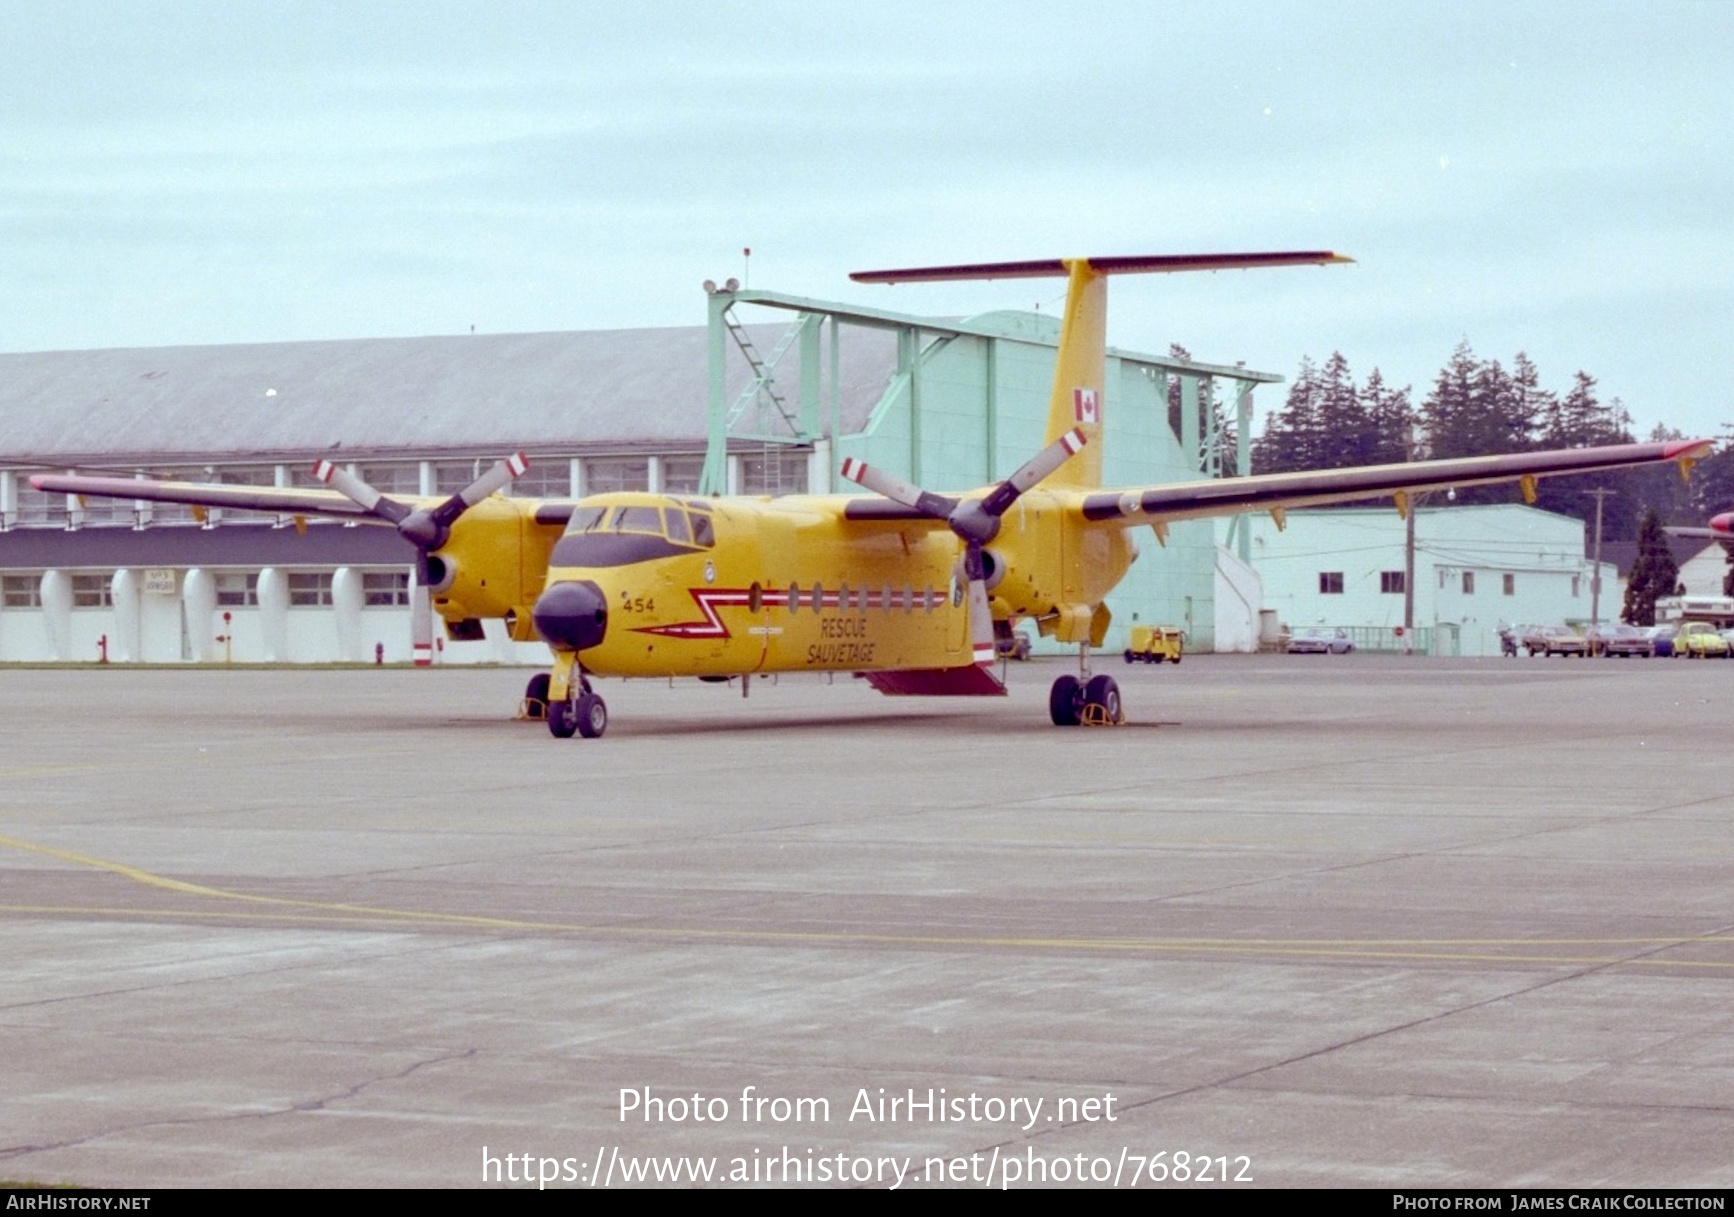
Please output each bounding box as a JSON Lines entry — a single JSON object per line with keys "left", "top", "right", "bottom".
{"left": 1587, "top": 488, "right": 1612, "bottom": 626}
{"left": 1403, "top": 425, "right": 1424, "bottom": 654}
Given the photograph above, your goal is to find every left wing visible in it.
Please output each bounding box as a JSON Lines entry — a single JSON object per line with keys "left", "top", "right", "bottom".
{"left": 29, "top": 473, "right": 382, "bottom": 520}
{"left": 1073, "top": 440, "right": 1715, "bottom": 527}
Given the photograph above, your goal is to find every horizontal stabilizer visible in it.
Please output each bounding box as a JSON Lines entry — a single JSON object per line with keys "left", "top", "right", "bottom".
{"left": 852, "top": 251, "right": 1351, "bottom": 284}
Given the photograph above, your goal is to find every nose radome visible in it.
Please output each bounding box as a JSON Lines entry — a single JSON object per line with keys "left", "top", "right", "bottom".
{"left": 532, "top": 580, "right": 608, "bottom": 651}
{"left": 1711, "top": 513, "right": 1734, "bottom": 536}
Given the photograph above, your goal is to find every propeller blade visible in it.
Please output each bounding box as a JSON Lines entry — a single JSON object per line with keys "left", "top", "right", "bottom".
{"left": 312, "top": 460, "right": 410, "bottom": 523}
{"left": 840, "top": 457, "right": 957, "bottom": 519}
{"left": 429, "top": 452, "right": 530, "bottom": 529}
{"left": 978, "top": 428, "right": 1087, "bottom": 517}
{"left": 411, "top": 559, "right": 435, "bottom": 667}
{"left": 961, "top": 544, "right": 997, "bottom": 666}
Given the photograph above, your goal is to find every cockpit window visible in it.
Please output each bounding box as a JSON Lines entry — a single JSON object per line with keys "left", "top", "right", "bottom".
{"left": 665, "top": 509, "right": 691, "bottom": 545}
{"left": 612, "top": 506, "right": 663, "bottom": 535}
{"left": 569, "top": 505, "right": 608, "bottom": 533}
{"left": 690, "top": 511, "right": 715, "bottom": 548}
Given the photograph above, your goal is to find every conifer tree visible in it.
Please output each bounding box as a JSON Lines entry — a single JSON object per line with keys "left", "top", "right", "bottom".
{"left": 1623, "top": 509, "right": 1679, "bottom": 626}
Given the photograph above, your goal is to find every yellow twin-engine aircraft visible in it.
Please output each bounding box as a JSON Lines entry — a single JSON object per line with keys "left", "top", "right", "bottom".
{"left": 33, "top": 253, "right": 1714, "bottom": 740}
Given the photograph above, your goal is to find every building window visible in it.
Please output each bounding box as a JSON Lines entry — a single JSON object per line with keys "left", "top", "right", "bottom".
{"left": 71, "top": 574, "right": 112, "bottom": 607}
{"left": 433, "top": 462, "right": 479, "bottom": 495}
{"left": 506, "top": 462, "right": 573, "bottom": 500}
{"left": 1380, "top": 571, "right": 1405, "bottom": 594}
{"left": 363, "top": 572, "right": 411, "bottom": 606}
{"left": 1, "top": 574, "right": 41, "bottom": 607}
{"left": 741, "top": 449, "right": 808, "bottom": 495}
{"left": 662, "top": 456, "right": 706, "bottom": 494}
{"left": 360, "top": 464, "right": 421, "bottom": 497}
{"left": 1503, "top": 573, "right": 1515, "bottom": 596}
{"left": 1571, "top": 575, "right": 1580, "bottom": 597}
{"left": 1462, "top": 571, "right": 1475, "bottom": 595}
{"left": 1319, "top": 572, "right": 1344, "bottom": 594}
{"left": 584, "top": 458, "right": 650, "bottom": 494}
{"left": 215, "top": 573, "right": 258, "bottom": 607}
{"left": 15, "top": 486, "right": 59, "bottom": 527}
{"left": 288, "top": 572, "right": 333, "bottom": 606}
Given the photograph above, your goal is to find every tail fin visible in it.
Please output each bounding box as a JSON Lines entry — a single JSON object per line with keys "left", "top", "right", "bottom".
{"left": 853, "top": 251, "right": 1351, "bottom": 490}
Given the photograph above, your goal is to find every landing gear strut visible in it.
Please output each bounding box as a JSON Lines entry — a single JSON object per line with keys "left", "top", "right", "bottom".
{"left": 1049, "top": 644, "right": 1121, "bottom": 726}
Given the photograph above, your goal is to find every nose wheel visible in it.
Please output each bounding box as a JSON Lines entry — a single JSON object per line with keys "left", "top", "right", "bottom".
{"left": 1049, "top": 667, "right": 1122, "bottom": 727}
{"left": 548, "top": 677, "right": 608, "bottom": 739}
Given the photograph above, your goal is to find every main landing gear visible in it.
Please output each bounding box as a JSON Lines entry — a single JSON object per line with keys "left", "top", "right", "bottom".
{"left": 1049, "top": 645, "right": 1122, "bottom": 726}
{"left": 542, "top": 673, "right": 608, "bottom": 740}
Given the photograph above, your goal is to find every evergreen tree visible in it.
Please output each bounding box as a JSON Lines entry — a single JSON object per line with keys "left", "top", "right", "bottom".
{"left": 1623, "top": 509, "right": 1679, "bottom": 626}
{"left": 1359, "top": 368, "right": 1414, "bottom": 466}
{"left": 1252, "top": 355, "right": 1323, "bottom": 474}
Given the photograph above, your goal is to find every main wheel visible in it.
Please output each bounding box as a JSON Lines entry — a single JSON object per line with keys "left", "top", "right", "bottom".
{"left": 547, "top": 698, "right": 578, "bottom": 739}
{"left": 576, "top": 691, "right": 608, "bottom": 739}
{"left": 523, "top": 672, "right": 551, "bottom": 720}
{"left": 1124, "top": 649, "right": 1135, "bottom": 664}
{"left": 1084, "top": 674, "right": 1122, "bottom": 724}
{"left": 1049, "top": 674, "right": 1082, "bottom": 726}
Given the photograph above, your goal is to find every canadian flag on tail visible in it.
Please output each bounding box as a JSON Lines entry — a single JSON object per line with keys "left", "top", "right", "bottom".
{"left": 1073, "top": 387, "right": 1099, "bottom": 425}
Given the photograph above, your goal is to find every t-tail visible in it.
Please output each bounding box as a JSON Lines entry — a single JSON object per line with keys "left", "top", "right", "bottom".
{"left": 852, "top": 251, "right": 1353, "bottom": 490}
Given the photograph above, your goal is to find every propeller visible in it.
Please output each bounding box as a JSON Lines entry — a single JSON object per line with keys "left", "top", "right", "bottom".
{"left": 313, "top": 454, "right": 529, "bottom": 665}
{"left": 841, "top": 429, "right": 1085, "bottom": 665}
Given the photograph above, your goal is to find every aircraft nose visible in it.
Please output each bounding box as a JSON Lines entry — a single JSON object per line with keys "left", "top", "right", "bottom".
{"left": 1713, "top": 513, "right": 1734, "bottom": 536}
{"left": 532, "top": 580, "right": 608, "bottom": 651}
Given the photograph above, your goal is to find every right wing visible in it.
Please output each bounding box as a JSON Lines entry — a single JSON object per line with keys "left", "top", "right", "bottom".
{"left": 1074, "top": 440, "right": 1716, "bottom": 527}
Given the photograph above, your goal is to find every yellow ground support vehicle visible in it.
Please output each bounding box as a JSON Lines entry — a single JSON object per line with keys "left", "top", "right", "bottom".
{"left": 1124, "top": 624, "right": 1184, "bottom": 665}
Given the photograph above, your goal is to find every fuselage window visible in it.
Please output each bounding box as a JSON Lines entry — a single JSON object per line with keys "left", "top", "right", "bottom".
{"left": 839, "top": 582, "right": 851, "bottom": 612}
{"left": 924, "top": 584, "right": 936, "bottom": 613}
{"left": 748, "top": 582, "right": 763, "bottom": 613}
{"left": 788, "top": 583, "right": 800, "bottom": 614}
{"left": 903, "top": 583, "right": 915, "bottom": 614}
{"left": 811, "top": 582, "right": 824, "bottom": 612}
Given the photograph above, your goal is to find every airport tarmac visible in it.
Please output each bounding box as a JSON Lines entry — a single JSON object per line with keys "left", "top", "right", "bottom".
{"left": 2, "top": 655, "right": 1731, "bottom": 1189}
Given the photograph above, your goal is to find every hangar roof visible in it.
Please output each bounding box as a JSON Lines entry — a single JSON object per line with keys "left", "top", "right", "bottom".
{"left": 0, "top": 324, "right": 900, "bottom": 468}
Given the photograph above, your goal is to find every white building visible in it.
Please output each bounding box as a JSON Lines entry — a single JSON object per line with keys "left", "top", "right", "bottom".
{"left": 1225, "top": 503, "right": 1618, "bottom": 657}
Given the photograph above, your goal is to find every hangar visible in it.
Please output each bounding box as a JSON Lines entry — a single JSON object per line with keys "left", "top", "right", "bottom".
{"left": 0, "top": 283, "right": 1279, "bottom": 664}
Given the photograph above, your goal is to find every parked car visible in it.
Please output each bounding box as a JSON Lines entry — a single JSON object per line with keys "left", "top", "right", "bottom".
{"left": 1586, "top": 623, "right": 1653, "bottom": 657}
{"left": 1287, "top": 626, "right": 1354, "bottom": 654}
{"left": 1525, "top": 625, "right": 1588, "bottom": 657}
{"left": 1642, "top": 624, "right": 1677, "bottom": 658}
{"left": 1673, "top": 621, "right": 1730, "bottom": 659}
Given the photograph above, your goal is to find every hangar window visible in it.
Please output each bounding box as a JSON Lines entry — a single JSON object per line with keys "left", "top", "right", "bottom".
{"left": 79, "top": 492, "right": 131, "bottom": 526}
{"left": 361, "top": 464, "right": 421, "bottom": 497}
{"left": 1504, "top": 573, "right": 1516, "bottom": 596}
{"left": 14, "top": 485, "right": 57, "bottom": 527}
{"left": 1319, "top": 572, "right": 1344, "bottom": 594}
{"left": 1380, "top": 571, "right": 1404, "bottom": 594}
{"left": 509, "top": 462, "right": 575, "bottom": 500}
{"left": 1462, "top": 571, "right": 1475, "bottom": 595}
{"left": 662, "top": 457, "right": 705, "bottom": 495}
{"left": 741, "top": 449, "right": 808, "bottom": 496}
{"left": 1, "top": 575, "right": 41, "bottom": 607}
{"left": 215, "top": 573, "right": 258, "bottom": 607}
{"left": 71, "top": 575, "right": 112, "bottom": 608}
{"left": 1571, "top": 575, "right": 1581, "bottom": 597}
{"left": 145, "top": 473, "right": 195, "bottom": 524}
{"left": 585, "top": 458, "right": 650, "bottom": 494}
{"left": 363, "top": 572, "right": 410, "bottom": 606}
{"left": 289, "top": 572, "right": 333, "bottom": 607}
{"left": 434, "top": 462, "right": 481, "bottom": 495}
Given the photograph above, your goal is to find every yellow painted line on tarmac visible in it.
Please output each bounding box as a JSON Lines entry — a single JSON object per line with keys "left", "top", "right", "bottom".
{"left": 4, "top": 833, "right": 1734, "bottom": 969}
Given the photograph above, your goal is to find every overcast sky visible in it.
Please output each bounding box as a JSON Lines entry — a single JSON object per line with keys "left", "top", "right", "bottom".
{"left": 4, "top": 1, "right": 1732, "bottom": 441}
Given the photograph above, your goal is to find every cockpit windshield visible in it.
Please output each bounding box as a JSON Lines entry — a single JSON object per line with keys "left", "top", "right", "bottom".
{"left": 550, "top": 499, "right": 716, "bottom": 568}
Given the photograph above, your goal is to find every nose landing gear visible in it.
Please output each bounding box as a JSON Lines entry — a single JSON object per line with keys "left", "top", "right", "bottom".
{"left": 548, "top": 676, "right": 608, "bottom": 739}
{"left": 1049, "top": 645, "right": 1122, "bottom": 726}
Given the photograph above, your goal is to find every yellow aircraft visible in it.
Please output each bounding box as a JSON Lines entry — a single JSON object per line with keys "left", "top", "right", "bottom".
{"left": 33, "top": 253, "right": 1714, "bottom": 739}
